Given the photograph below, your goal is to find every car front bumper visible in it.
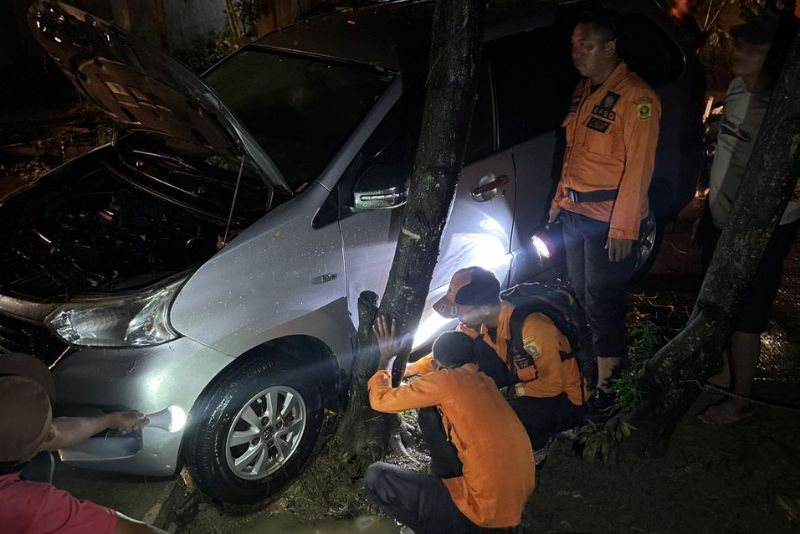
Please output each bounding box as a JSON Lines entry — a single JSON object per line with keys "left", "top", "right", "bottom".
{"left": 53, "top": 336, "right": 234, "bottom": 476}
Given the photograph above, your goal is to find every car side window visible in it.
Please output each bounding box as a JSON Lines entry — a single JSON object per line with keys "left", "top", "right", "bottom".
{"left": 464, "top": 62, "right": 495, "bottom": 163}
{"left": 313, "top": 63, "right": 495, "bottom": 228}
{"left": 487, "top": 25, "right": 578, "bottom": 150}
{"left": 616, "top": 14, "right": 684, "bottom": 89}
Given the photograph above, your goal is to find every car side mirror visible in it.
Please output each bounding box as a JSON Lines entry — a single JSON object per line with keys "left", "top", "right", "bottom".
{"left": 353, "top": 164, "right": 408, "bottom": 211}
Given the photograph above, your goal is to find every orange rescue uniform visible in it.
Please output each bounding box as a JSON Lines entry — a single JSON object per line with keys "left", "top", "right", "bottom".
{"left": 553, "top": 62, "right": 661, "bottom": 240}
{"left": 406, "top": 303, "right": 586, "bottom": 406}
{"left": 368, "top": 364, "right": 534, "bottom": 528}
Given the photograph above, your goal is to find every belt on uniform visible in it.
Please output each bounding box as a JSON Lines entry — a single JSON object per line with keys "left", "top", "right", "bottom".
{"left": 565, "top": 188, "right": 619, "bottom": 203}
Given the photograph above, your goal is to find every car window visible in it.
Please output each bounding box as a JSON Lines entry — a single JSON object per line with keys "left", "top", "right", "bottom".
{"left": 487, "top": 25, "right": 578, "bottom": 150}
{"left": 464, "top": 63, "right": 495, "bottom": 163}
{"left": 313, "top": 63, "right": 495, "bottom": 228}
{"left": 616, "top": 14, "right": 684, "bottom": 89}
{"left": 204, "top": 49, "right": 395, "bottom": 193}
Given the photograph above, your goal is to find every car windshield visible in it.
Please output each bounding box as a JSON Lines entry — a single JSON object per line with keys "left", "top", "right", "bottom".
{"left": 204, "top": 48, "right": 395, "bottom": 193}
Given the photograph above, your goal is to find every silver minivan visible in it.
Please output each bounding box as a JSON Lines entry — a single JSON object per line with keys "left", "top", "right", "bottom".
{"left": 0, "top": 0, "right": 701, "bottom": 502}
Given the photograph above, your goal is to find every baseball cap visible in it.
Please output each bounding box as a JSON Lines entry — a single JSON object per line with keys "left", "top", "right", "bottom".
{"left": 0, "top": 376, "right": 52, "bottom": 463}
{"left": 731, "top": 10, "right": 778, "bottom": 45}
{"left": 0, "top": 352, "right": 56, "bottom": 401}
{"left": 433, "top": 266, "right": 500, "bottom": 318}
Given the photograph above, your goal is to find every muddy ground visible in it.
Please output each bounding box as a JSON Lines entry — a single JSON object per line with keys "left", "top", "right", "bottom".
{"left": 2, "top": 106, "right": 799, "bottom": 533}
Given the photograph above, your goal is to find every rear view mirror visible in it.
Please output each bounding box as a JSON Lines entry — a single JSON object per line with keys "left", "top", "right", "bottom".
{"left": 353, "top": 164, "right": 408, "bottom": 210}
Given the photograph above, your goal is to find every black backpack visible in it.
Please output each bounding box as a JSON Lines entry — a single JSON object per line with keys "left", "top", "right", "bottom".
{"left": 500, "top": 282, "right": 595, "bottom": 391}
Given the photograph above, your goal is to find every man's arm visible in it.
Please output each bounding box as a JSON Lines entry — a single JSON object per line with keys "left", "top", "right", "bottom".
{"left": 607, "top": 89, "right": 661, "bottom": 258}
{"left": 368, "top": 370, "right": 445, "bottom": 413}
{"left": 42, "top": 411, "right": 148, "bottom": 451}
{"left": 114, "top": 513, "right": 168, "bottom": 534}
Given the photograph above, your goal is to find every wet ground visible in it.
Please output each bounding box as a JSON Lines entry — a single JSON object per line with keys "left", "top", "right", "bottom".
{"left": 2, "top": 105, "right": 799, "bottom": 533}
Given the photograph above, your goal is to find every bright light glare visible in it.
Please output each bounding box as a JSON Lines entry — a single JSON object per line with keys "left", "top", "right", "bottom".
{"left": 168, "top": 405, "right": 187, "bottom": 433}
{"left": 413, "top": 313, "right": 456, "bottom": 348}
{"left": 532, "top": 235, "right": 551, "bottom": 258}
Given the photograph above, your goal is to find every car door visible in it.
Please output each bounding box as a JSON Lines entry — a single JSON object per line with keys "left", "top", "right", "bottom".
{"left": 338, "top": 64, "right": 516, "bottom": 345}
{"left": 486, "top": 23, "right": 579, "bottom": 285}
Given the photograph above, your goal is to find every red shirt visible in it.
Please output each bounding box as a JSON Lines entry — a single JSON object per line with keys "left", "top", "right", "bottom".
{"left": 0, "top": 473, "right": 118, "bottom": 534}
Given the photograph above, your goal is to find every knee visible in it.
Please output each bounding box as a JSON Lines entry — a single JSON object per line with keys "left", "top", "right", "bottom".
{"left": 364, "top": 462, "right": 387, "bottom": 493}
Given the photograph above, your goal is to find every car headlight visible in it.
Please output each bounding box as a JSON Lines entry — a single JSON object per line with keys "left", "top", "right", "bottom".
{"left": 47, "top": 276, "right": 186, "bottom": 347}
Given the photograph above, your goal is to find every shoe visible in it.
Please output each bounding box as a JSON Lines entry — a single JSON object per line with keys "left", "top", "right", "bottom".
{"left": 583, "top": 388, "right": 616, "bottom": 422}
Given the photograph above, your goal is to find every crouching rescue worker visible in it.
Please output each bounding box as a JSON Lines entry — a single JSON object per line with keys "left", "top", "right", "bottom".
{"left": 0, "top": 361, "right": 164, "bottom": 533}
{"left": 0, "top": 353, "right": 148, "bottom": 484}
{"left": 417, "top": 266, "right": 586, "bottom": 454}
{"left": 550, "top": 10, "right": 661, "bottom": 419}
{"left": 364, "top": 323, "right": 534, "bottom": 533}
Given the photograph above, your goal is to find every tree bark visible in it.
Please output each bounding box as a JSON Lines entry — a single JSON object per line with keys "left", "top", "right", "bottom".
{"left": 287, "top": 1, "right": 486, "bottom": 511}
{"left": 336, "top": 0, "right": 487, "bottom": 459}
{"left": 628, "top": 15, "right": 800, "bottom": 455}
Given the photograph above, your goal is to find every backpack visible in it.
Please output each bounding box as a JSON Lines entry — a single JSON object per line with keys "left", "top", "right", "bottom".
{"left": 499, "top": 282, "right": 596, "bottom": 392}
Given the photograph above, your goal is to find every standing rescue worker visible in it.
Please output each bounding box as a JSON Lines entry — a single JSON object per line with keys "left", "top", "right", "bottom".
{"left": 549, "top": 10, "right": 661, "bottom": 418}
{"left": 364, "top": 324, "right": 534, "bottom": 533}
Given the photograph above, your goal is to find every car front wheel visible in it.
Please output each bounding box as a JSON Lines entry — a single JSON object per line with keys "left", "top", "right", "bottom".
{"left": 185, "top": 354, "right": 323, "bottom": 503}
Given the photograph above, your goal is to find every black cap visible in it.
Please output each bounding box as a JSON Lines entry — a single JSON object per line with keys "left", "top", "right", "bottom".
{"left": 432, "top": 331, "right": 476, "bottom": 368}
{"left": 731, "top": 10, "right": 778, "bottom": 45}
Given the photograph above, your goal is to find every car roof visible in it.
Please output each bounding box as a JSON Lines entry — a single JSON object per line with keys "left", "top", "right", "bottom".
{"left": 251, "top": 0, "right": 561, "bottom": 72}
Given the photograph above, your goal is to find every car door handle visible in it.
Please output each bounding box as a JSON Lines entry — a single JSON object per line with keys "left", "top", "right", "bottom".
{"left": 471, "top": 174, "right": 509, "bottom": 202}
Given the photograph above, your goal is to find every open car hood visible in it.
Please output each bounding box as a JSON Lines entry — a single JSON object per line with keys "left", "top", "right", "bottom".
{"left": 28, "top": 0, "right": 291, "bottom": 194}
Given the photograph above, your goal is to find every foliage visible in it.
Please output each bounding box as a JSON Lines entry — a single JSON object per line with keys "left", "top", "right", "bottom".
{"left": 613, "top": 320, "right": 662, "bottom": 413}
{"left": 173, "top": 31, "right": 238, "bottom": 74}
{"left": 172, "top": 0, "right": 258, "bottom": 74}
{"left": 573, "top": 319, "right": 661, "bottom": 462}
{"left": 687, "top": 0, "right": 778, "bottom": 90}
{"left": 575, "top": 418, "right": 635, "bottom": 462}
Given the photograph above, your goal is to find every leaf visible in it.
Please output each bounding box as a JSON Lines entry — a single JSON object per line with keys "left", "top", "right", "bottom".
{"left": 622, "top": 422, "right": 633, "bottom": 438}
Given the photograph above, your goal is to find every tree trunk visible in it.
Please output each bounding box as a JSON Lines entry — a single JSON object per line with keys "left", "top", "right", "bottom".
{"left": 628, "top": 15, "right": 800, "bottom": 455}
{"left": 287, "top": 0, "right": 486, "bottom": 512}
{"left": 336, "top": 0, "right": 487, "bottom": 459}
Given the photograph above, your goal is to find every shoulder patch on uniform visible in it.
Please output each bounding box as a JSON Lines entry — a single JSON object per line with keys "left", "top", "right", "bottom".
{"left": 522, "top": 336, "right": 541, "bottom": 359}
{"left": 635, "top": 96, "right": 653, "bottom": 120}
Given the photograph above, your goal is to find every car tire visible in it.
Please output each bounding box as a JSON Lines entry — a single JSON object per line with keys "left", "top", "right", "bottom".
{"left": 184, "top": 353, "right": 323, "bottom": 503}
{"left": 633, "top": 211, "right": 664, "bottom": 280}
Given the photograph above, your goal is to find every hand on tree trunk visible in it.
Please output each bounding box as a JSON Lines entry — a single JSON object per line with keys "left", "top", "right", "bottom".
{"left": 373, "top": 315, "right": 412, "bottom": 375}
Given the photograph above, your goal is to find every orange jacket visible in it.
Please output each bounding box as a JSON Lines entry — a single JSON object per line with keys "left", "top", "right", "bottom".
{"left": 368, "top": 364, "right": 534, "bottom": 528}
{"left": 553, "top": 62, "right": 661, "bottom": 240}
{"left": 407, "top": 304, "right": 585, "bottom": 405}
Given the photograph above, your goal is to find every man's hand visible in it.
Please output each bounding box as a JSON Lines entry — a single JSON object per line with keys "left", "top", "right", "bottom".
{"left": 605, "top": 237, "right": 634, "bottom": 262}
{"left": 373, "top": 316, "right": 411, "bottom": 373}
{"left": 105, "top": 411, "right": 148, "bottom": 433}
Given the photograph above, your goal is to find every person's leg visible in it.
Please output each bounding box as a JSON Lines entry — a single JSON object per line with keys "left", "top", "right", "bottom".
{"left": 562, "top": 211, "right": 587, "bottom": 307}
{"left": 509, "top": 396, "right": 561, "bottom": 452}
{"left": 700, "top": 224, "right": 732, "bottom": 388}
{"left": 363, "top": 462, "right": 483, "bottom": 533}
{"left": 417, "top": 407, "right": 463, "bottom": 478}
{"left": 581, "top": 215, "right": 636, "bottom": 392}
{"left": 699, "top": 221, "right": 799, "bottom": 424}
